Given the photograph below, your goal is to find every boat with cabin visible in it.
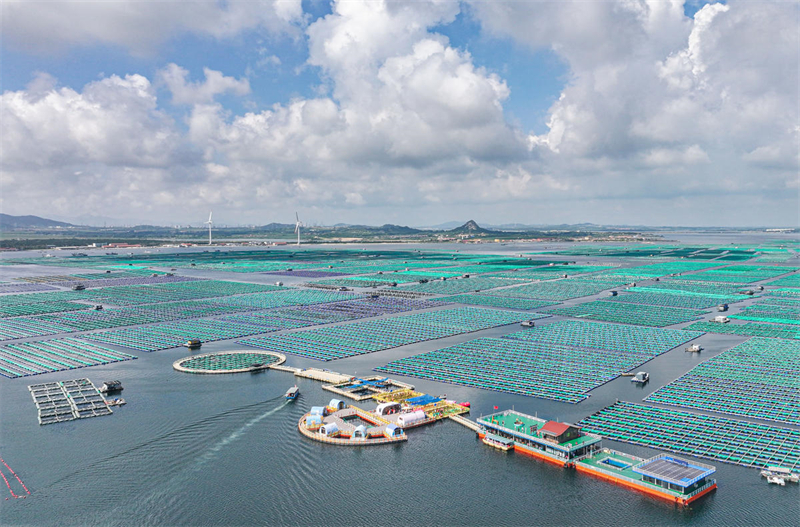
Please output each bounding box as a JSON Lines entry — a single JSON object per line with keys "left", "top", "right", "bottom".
{"left": 99, "top": 380, "right": 123, "bottom": 393}
{"left": 631, "top": 371, "right": 649, "bottom": 384}
{"left": 285, "top": 386, "right": 300, "bottom": 401}
{"left": 482, "top": 432, "right": 514, "bottom": 451}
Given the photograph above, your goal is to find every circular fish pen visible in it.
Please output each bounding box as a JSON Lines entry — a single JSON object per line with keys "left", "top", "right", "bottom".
{"left": 172, "top": 350, "right": 285, "bottom": 374}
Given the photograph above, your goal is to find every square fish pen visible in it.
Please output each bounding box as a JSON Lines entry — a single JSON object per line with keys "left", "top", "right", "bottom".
{"left": 28, "top": 378, "right": 112, "bottom": 425}
{"left": 579, "top": 401, "right": 800, "bottom": 470}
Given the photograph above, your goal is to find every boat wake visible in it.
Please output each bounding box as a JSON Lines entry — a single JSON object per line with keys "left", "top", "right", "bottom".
{"left": 27, "top": 395, "right": 288, "bottom": 523}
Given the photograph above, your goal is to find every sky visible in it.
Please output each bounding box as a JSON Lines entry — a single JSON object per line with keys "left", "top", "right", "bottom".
{"left": 1, "top": 0, "right": 798, "bottom": 228}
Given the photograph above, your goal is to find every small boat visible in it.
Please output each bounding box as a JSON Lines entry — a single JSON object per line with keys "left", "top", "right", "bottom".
{"left": 185, "top": 338, "right": 202, "bottom": 350}
{"left": 458, "top": 402, "right": 471, "bottom": 408}
{"left": 767, "top": 475, "right": 786, "bottom": 486}
{"left": 520, "top": 320, "right": 536, "bottom": 327}
{"left": 631, "top": 371, "right": 649, "bottom": 384}
{"left": 106, "top": 398, "right": 126, "bottom": 407}
{"left": 99, "top": 380, "right": 123, "bottom": 393}
{"left": 762, "top": 466, "right": 800, "bottom": 483}
{"left": 482, "top": 433, "right": 514, "bottom": 451}
{"left": 285, "top": 386, "right": 300, "bottom": 401}
{"left": 685, "top": 344, "right": 702, "bottom": 352}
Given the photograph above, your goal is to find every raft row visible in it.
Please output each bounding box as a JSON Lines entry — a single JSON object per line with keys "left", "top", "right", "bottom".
{"left": 579, "top": 401, "right": 800, "bottom": 470}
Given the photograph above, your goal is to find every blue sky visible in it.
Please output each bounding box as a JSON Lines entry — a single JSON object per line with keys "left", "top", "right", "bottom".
{"left": 1, "top": 0, "right": 796, "bottom": 227}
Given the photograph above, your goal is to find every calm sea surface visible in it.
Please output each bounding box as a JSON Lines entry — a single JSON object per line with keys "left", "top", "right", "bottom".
{"left": 1, "top": 237, "right": 799, "bottom": 526}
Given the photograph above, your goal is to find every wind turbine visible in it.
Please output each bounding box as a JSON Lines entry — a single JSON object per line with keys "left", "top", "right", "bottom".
{"left": 294, "top": 212, "right": 302, "bottom": 246}
{"left": 205, "top": 211, "right": 213, "bottom": 245}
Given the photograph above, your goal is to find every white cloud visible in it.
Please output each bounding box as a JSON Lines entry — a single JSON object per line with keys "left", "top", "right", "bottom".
{"left": 1, "top": 0, "right": 304, "bottom": 55}
{"left": 157, "top": 64, "right": 251, "bottom": 105}
{"left": 470, "top": 0, "right": 798, "bottom": 223}
{"left": 1, "top": 0, "right": 797, "bottom": 227}
{"left": 1, "top": 73, "right": 188, "bottom": 169}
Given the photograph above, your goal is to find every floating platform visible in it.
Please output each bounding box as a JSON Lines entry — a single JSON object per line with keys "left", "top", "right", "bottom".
{"left": 298, "top": 405, "right": 407, "bottom": 446}
{"left": 293, "top": 368, "right": 352, "bottom": 384}
{"left": 173, "top": 350, "right": 285, "bottom": 374}
{"left": 473, "top": 409, "right": 717, "bottom": 506}
{"left": 322, "top": 376, "right": 415, "bottom": 401}
{"left": 575, "top": 449, "right": 717, "bottom": 506}
{"left": 371, "top": 389, "right": 470, "bottom": 422}
{"left": 478, "top": 410, "right": 601, "bottom": 467}
{"left": 28, "top": 378, "right": 112, "bottom": 425}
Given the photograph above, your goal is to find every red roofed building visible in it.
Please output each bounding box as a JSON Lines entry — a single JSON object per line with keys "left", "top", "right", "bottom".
{"left": 540, "top": 421, "right": 582, "bottom": 444}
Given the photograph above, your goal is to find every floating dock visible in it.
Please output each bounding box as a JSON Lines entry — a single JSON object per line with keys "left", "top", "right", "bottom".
{"left": 28, "top": 378, "right": 112, "bottom": 425}
{"left": 293, "top": 368, "right": 352, "bottom": 383}
{"left": 322, "top": 376, "right": 415, "bottom": 401}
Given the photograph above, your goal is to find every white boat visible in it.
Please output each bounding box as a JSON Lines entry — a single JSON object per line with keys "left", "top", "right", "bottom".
{"left": 99, "top": 380, "right": 123, "bottom": 393}
{"left": 762, "top": 466, "right": 800, "bottom": 483}
{"left": 631, "top": 372, "right": 649, "bottom": 383}
{"left": 767, "top": 475, "right": 786, "bottom": 486}
{"left": 482, "top": 433, "right": 514, "bottom": 451}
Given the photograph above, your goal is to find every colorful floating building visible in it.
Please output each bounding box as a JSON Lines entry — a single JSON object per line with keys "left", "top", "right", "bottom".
{"left": 479, "top": 410, "right": 601, "bottom": 467}
{"left": 478, "top": 410, "right": 717, "bottom": 505}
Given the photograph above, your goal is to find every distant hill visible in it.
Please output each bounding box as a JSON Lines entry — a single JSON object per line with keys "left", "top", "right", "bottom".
{"left": 0, "top": 214, "right": 72, "bottom": 229}
{"left": 448, "top": 220, "right": 492, "bottom": 235}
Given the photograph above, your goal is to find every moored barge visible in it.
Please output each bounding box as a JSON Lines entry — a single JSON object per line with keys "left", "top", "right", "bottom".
{"left": 478, "top": 410, "right": 716, "bottom": 505}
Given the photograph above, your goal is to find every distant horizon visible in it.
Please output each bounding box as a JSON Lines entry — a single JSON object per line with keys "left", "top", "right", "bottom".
{"left": 2, "top": 212, "right": 797, "bottom": 231}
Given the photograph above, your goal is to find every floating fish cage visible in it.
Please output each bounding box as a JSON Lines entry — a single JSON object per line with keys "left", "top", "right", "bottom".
{"left": 436, "top": 293, "right": 557, "bottom": 311}
{"left": 240, "top": 307, "right": 529, "bottom": 361}
{"left": 402, "top": 277, "right": 520, "bottom": 295}
{"left": 645, "top": 337, "right": 800, "bottom": 425}
{"left": 29, "top": 378, "right": 112, "bottom": 425}
{"left": 173, "top": 350, "right": 285, "bottom": 374}
{"left": 603, "top": 291, "right": 741, "bottom": 310}
{"left": 547, "top": 300, "right": 705, "bottom": 327}
{"left": 376, "top": 321, "right": 700, "bottom": 404}
{"left": 0, "top": 338, "right": 136, "bottom": 379}
{"left": 579, "top": 402, "right": 800, "bottom": 470}
{"left": 0, "top": 318, "right": 75, "bottom": 341}
{"left": 0, "top": 282, "right": 58, "bottom": 294}
{"left": 685, "top": 321, "right": 800, "bottom": 340}
{"left": 85, "top": 296, "right": 446, "bottom": 352}
{"left": 478, "top": 278, "right": 628, "bottom": 302}
{"left": 731, "top": 304, "right": 800, "bottom": 325}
